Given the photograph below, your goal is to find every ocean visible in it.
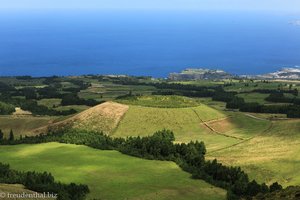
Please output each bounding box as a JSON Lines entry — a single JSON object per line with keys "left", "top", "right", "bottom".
{"left": 0, "top": 10, "right": 299, "bottom": 77}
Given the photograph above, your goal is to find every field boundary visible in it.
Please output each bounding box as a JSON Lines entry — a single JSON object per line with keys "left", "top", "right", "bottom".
{"left": 191, "top": 109, "right": 244, "bottom": 141}
{"left": 206, "top": 121, "right": 274, "bottom": 155}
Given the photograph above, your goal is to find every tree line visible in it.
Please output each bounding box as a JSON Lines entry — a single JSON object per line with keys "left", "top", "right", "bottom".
{"left": 0, "top": 129, "right": 284, "bottom": 200}
{"left": 0, "top": 101, "right": 15, "bottom": 115}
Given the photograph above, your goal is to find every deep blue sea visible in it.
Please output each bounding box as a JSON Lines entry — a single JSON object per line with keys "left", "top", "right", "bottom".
{"left": 0, "top": 11, "right": 300, "bottom": 77}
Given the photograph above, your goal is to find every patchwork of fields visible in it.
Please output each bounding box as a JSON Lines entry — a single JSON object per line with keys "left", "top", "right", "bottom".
{"left": 1, "top": 76, "right": 300, "bottom": 199}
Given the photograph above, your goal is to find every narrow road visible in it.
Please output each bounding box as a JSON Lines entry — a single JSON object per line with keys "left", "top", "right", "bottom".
{"left": 244, "top": 113, "right": 268, "bottom": 121}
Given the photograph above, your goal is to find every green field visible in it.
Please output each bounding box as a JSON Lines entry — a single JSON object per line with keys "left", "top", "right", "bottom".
{"left": 237, "top": 93, "right": 270, "bottom": 104}
{"left": 37, "top": 98, "right": 62, "bottom": 108}
{"left": 37, "top": 98, "right": 91, "bottom": 112}
{"left": 0, "top": 143, "right": 226, "bottom": 200}
{"left": 116, "top": 95, "right": 201, "bottom": 108}
{"left": 79, "top": 82, "right": 156, "bottom": 101}
{"left": 223, "top": 81, "right": 295, "bottom": 92}
{"left": 209, "top": 119, "right": 300, "bottom": 187}
{"left": 113, "top": 104, "right": 239, "bottom": 150}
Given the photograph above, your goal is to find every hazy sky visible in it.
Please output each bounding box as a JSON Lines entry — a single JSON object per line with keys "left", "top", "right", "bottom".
{"left": 1, "top": 0, "right": 300, "bottom": 12}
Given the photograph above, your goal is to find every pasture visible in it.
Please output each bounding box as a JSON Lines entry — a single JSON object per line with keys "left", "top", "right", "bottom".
{"left": 208, "top": 119, "right": 300, "bottom": 187}
{"left": 0, "top": 143, "right": 226, "bottom": 200}
{"left": 116, "top": 95, "right": 201, "bottom": 108}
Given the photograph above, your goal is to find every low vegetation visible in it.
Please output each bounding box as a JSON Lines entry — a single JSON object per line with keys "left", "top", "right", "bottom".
{"left": 33, "top": 102, "right": 128, "bottom": 135}
{"left": 116, "top": 95, "right": 201, "bottom": 108}
{"left": 208, "top": 119, "right": 300, "bottom": 187}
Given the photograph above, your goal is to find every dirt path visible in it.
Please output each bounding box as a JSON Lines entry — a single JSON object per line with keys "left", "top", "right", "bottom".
{"left": 244, "top": 113, "right": 269, "bottom": 121}
{"left": 191, "top": 109, "right": 244, "bottom": 141}
{"left": 207, "top": 121, "right": 274, "bottom": 155}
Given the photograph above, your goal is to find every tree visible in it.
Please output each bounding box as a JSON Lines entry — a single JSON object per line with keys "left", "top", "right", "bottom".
{"left": 0, "top": 101, "right": 15, "bottom": 115}
{"left": 247, "top": 180, "right": 261, "bottom": 196}
{"left": 226, "top": 97, "right": 245, "bottom": 109}
{"left": 0, "top": 129, "right": 3, "bottom": 140}
{"left": 9, "top": 129, "right": 14, "bottom": 141}
{"left": 270, "top": 182, "right": 283, "bottom": 192}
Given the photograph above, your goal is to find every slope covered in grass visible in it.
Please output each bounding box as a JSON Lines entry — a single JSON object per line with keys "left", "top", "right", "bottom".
{"left": 209, "top": 119, "right": 300, "bottom": 187}
{"left": 33, "top": 102, "right": 128, "bottom": 134}
{"left": 0, "top": 143, "right": 226, "bottom": 200}
{"left": 112, "top": 104, "right": 242, "bottom": 150}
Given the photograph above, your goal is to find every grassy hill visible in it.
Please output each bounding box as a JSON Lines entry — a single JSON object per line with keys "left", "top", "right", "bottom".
{"left": 113, "top": 104, "right": 271, "bottom": 151}
{"left": 31, "top": 96, "right": 271, "bottom": 152}
{"left": 33, "top": 102, "right": 128, "bottom": 135}
{"left": 208, "top": 118, "right": 300, "bottom": 187}
{"left": 112, "top": 104, "right": 241, "bottom": 150}
{"left": 0, "top": 142, "right": 226, "bottom": 200}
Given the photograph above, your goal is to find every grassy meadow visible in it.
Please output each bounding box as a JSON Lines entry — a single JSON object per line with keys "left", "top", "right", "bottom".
{"left": 112, "top": 104, "right": 252, "bottom": 151}
{"left": 116, "top": 95, "right": 201, "bottom": 108}
{"left": 0, "top": 142, "right": 226, "bottom": 200}
{"left": 236, "top": 93, "right": 270, "bottom": 104}
{"left": 208, "top": 119, "right": 300, "bottom": 187}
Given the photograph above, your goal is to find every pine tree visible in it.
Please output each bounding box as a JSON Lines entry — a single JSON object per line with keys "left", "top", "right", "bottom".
{"left": 9, "top": 129, "right": 14, "bottom": 141}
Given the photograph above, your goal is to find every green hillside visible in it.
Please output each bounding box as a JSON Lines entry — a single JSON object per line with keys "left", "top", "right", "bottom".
{"left": 0, "top": 142, "right": 226, "bottom": 200}
{"left": 112, "top": 104, "right": 240, "bottom": 150}
{"left": 209, "top": 119, "right": 300, "bottom": 187}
